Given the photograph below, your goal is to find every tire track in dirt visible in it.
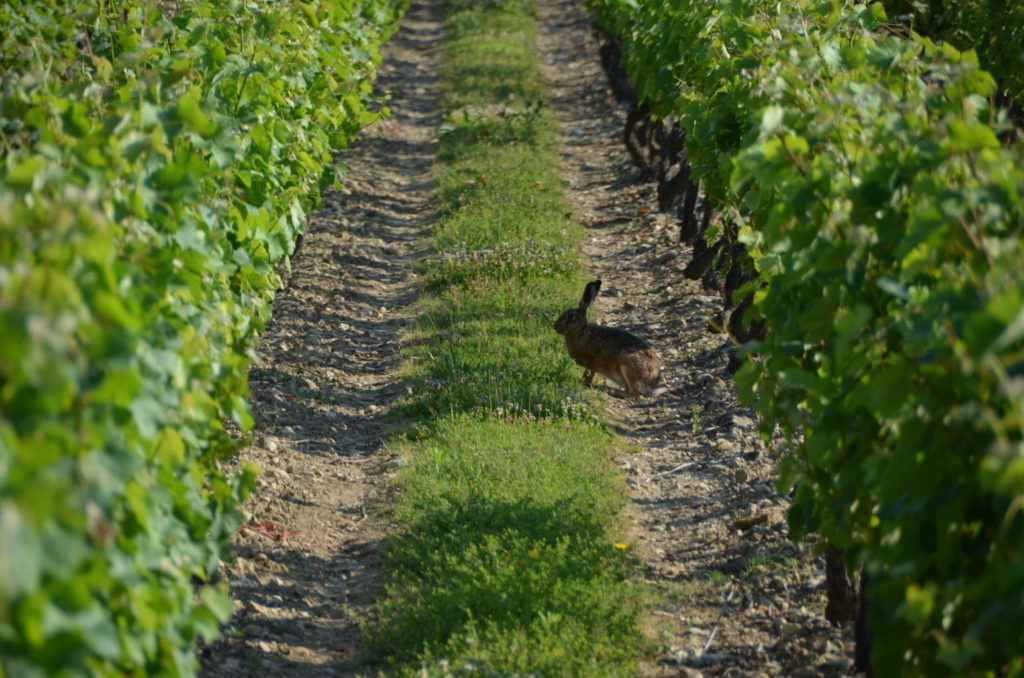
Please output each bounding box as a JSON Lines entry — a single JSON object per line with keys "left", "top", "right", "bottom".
{"left": 199, "top": 2, "right": 442, "bottom": 675}
{"left": 536, "top": 2, "right": 855, "bottom": 676}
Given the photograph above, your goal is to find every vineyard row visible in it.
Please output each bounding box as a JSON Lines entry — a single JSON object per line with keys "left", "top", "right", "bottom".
{"left": 0, "top": 1, "right": 405, "bottom": 675}
{"left": 586, "top": 0, "right": 1024, "bottom": 675}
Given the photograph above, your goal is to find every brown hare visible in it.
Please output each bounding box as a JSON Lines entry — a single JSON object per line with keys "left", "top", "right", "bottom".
{"left": 554, "top": 280, "right": 666, "bottom": 397}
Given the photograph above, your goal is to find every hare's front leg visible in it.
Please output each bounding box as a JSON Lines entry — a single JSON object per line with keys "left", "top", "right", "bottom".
{"left": 582, "top": 369, "right": 594, "bottom": 387}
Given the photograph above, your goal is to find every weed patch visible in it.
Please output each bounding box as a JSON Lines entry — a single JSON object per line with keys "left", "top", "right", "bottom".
{"left": 368, "top": 422, "right": 640, "bottom": 674}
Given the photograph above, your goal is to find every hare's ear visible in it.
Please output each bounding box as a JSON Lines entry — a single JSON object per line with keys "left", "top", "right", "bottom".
{"left": 580, "top": 280, "right": 602, "bottom": 310}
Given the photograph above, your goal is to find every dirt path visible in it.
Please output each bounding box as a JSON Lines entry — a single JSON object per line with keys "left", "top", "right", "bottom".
{"left": 198, "top": 2, "right": 442, "bottom": 676}
{"left": 536, "top": 1, "right": 855, "bottom": 676}
{"left": 201, "top": 1, "right": 858, "bottom": 676}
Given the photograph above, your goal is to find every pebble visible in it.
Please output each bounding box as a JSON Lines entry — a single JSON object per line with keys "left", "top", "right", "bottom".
{"left": 731, "top": 414, "right": 755, "bottom": 428}
{"left": 780, "top": 622, "right": 803, "bottom": 637}
{"left": 688, "top": 653, "right": 725, "bottom": 668}
{"left": 819, "top": 657, "right": 854, "bottom": 676}
{"left": 715, "top": 439, "right": 737, "bottom": 452}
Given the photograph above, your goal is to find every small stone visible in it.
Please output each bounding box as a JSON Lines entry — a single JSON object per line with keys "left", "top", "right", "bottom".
{"left": 731, "top": 414, "right": 755, "bottom": 428}
{"left": 689, "top": 653, "right": 725, "bottom": 668}
{"left": 731, "top": 512, "right": 768, "bottom": 531}
{"left": 818, "top": 657, "right": 853, "bottom": 677}
{"left": 780, "top": 622, "right": 802, "bottom": 637}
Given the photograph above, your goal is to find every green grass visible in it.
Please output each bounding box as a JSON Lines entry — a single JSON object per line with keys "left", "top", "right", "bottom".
{"left": 400, "top": 278, "right": 595, "bottom": 425}
{"left": 442, "top": 0, "right": 545, "bottom": 110}
{"left": 366, "top": 420, "right": 641, "bottom": 675}
{"left": 360, "top": 0, "right": 647, "bottom": 675}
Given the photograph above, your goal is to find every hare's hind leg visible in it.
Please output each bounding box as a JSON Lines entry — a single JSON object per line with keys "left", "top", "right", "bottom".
{"left": 617, "top": 363, "right": 641, "bottom": 397}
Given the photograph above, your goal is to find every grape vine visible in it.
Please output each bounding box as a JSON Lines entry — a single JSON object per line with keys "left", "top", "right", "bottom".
{"left": 0, "top": 0, "right": 405, "bottom": 674}
{"left": 587, "top": 0, "right": 1024, "bottom": 674}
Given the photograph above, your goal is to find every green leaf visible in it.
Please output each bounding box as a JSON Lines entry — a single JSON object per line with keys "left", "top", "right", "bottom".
{"left": 0, "top": 504, "right": 43, "bottom": 597}
{"left": 176, "top": 92, "right": 216, "bottom": 137}
{"left": 92, "top": 368, "right": 143, "bottom": 407}
{"left": 93, "top": 291, "right": 141, "bottom": 331}
{"left": 777, "top": 367, "right": 821, "bottom": 392}
{"left": 877, "top": 276, "right": 909, "bottom": 301}
{"left": 6, "top": 156, "right": 45, "bottom": 189}
{"left": 760, "top": 105, "right": 784, "bottom": 136}
{"left": 201, "top": 585, "right": 233, "bottom": 621}
{"left": 993, "top": 303, "right": 1024, "bottom": 351}
{"left": 945, "top": 121, "right": 999, "bottom": 152}
{"left": 154, "top": 427, "right": 186, "bottom": 466}
{"left": 129, "top": 397, "right": 164, "bottom": 439}
{"left": 855, "top": 360, "right": 909, "bottom": 418}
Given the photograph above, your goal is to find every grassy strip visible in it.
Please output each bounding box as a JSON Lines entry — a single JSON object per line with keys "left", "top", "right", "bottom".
{"left": 363, "top": 1, "right": 645, "bottom": 675}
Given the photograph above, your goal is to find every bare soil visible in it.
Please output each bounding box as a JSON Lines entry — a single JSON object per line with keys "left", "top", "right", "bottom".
{"left": 201, "top": 1, "right": 857, "bottom": 676}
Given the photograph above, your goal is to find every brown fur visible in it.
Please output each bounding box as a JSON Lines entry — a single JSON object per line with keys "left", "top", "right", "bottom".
{"left": 553, "top": 280, "right": 664, "bottom": 397}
